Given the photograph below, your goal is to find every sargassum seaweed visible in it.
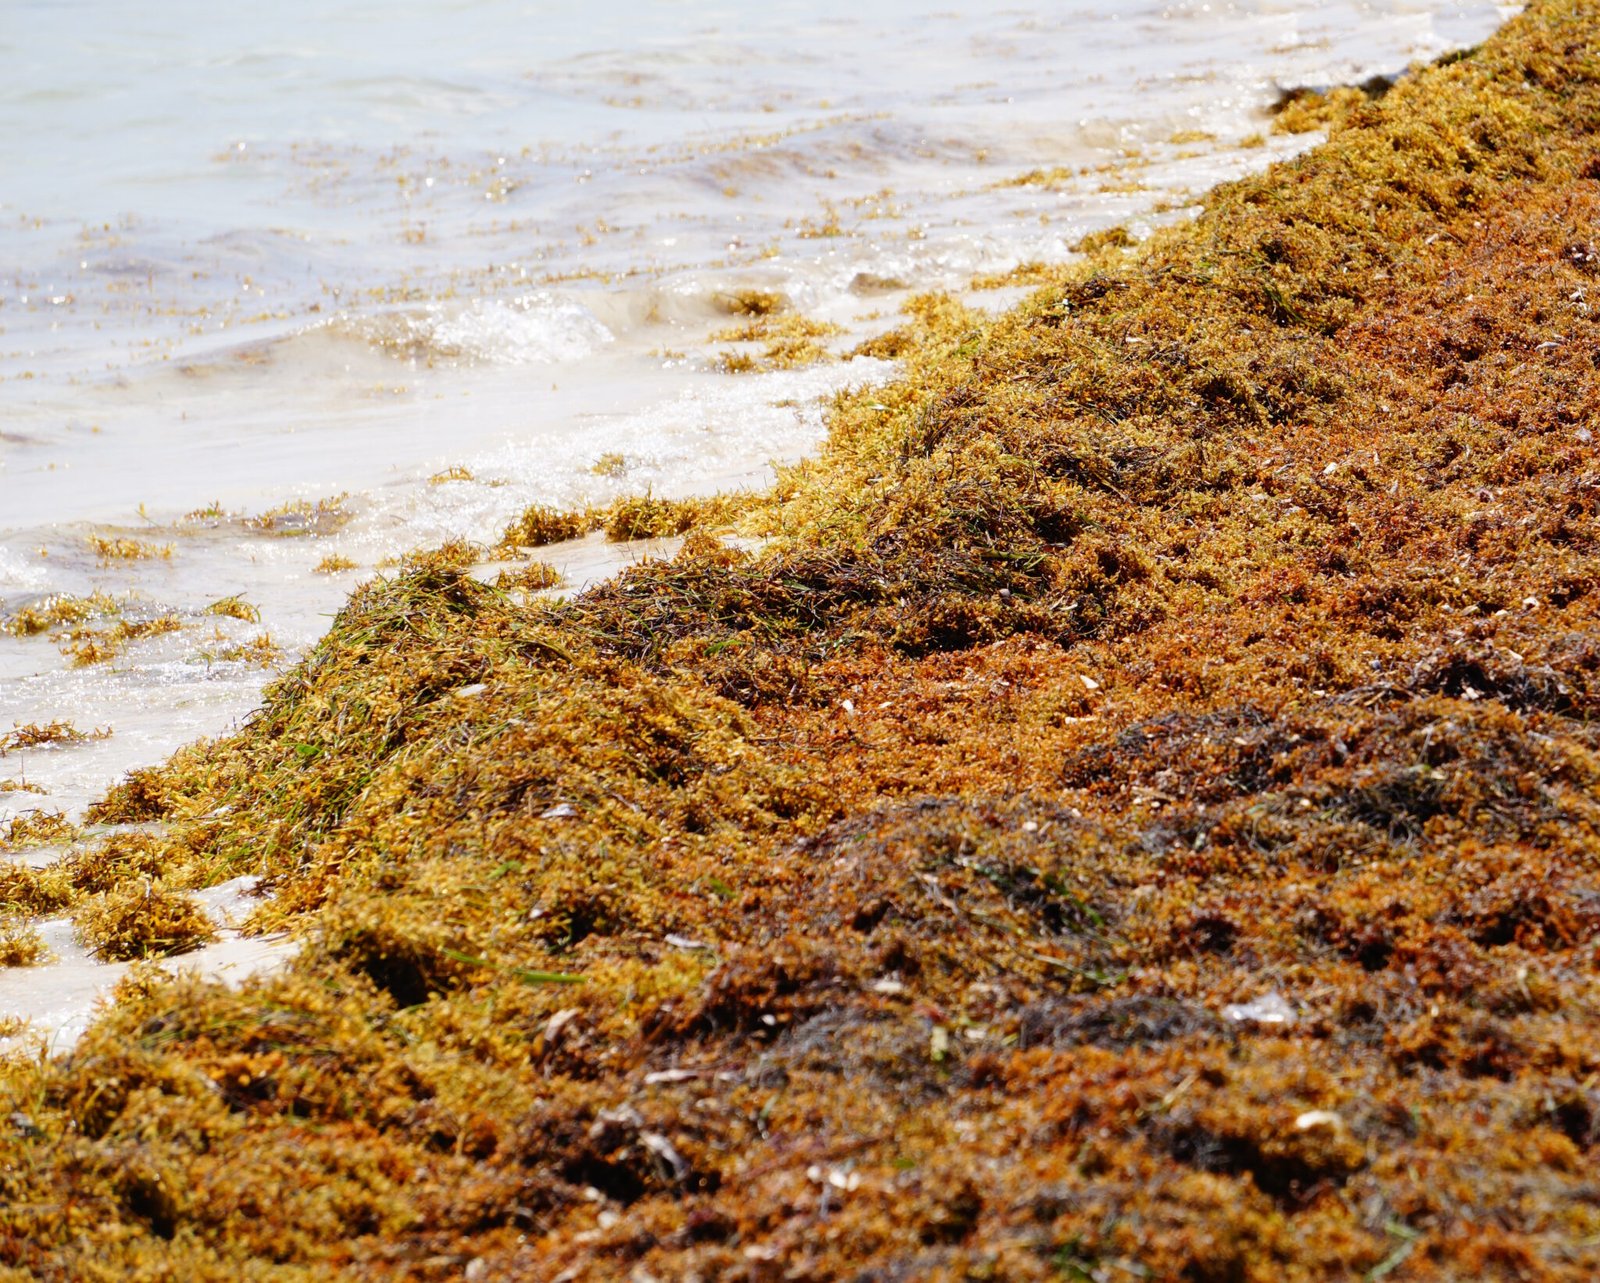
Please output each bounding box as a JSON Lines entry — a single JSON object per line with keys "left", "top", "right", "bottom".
{"left": 4, "top": 5, "right": 1600, "bottom": 1279}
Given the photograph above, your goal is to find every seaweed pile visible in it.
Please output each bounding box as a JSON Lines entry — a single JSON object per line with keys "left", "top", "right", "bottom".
{"left": 4, "top": 4, "right": 1600, "bottom": 1278}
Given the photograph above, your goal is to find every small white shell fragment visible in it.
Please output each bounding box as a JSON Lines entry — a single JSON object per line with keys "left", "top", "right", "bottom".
{"left": 644, "top": 1068, "right": 699, "bottom": 1085}
{"left": 807, "top": 1165, "right": 860, "bottom": 1191}
{"left": 871, "top": 978, "right": 906, "bottom": 995}
{"left": 541, "top": 802, "right": 577, "bottom": 820}
{"left": 1221, "top": 991, "right": 1297, "bottom": 1025}
{"left": 544, "top": 1007, "right": 581, "bottom": 1041}
{"left": 639, "top": 1131, "right": 689, "bottom": 1178}
{"left": 1294, "top": 1109, "right": 1345, "bottom": 1133}
{"left": 841, "top": 698, "right": 857, "bottom": 717}
{"left": 1078, "top": 673, "right": 1100, "bottom": 691}
{"left": 664, "top": 933, "right": 708, "bottom": 950}
{"left": 453, "top": 682, "right": 488, "bottom": 698}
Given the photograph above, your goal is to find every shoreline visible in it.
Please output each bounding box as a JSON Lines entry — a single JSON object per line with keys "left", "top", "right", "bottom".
{"left": 6, "top": 2, "right": 1600, "bottom": 1278}
{"left": 0, "top": 2, "right": 1503, "bottom": 837}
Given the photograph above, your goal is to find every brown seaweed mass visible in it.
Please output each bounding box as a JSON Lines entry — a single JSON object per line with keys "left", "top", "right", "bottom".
{"left": 6, "top": 4, "right": 1600, "bottom": 1279}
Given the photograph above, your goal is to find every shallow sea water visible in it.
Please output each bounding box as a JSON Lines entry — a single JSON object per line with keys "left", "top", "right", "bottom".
{"left": 0, "top": 0, "right": 1517, "bottom": 1040}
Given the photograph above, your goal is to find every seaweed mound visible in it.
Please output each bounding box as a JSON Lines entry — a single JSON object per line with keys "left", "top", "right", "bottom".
{"left": 5, "top": 3, "right": 1600, "bottom": 1278}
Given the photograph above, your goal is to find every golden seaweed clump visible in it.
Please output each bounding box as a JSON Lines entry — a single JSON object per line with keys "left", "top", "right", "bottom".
{"left": 180, "top": 499, "right": 230, "bottom": 523}
{"left": 713, "top": 348, "right": 758, "bottom": 374}
{"left": 61, "top": 615, "right": 182, "bottom": 667}
{"left": 1272, "top": 83, "right": 1378, "bottom": 135}
{"left": 0, "top": 810, "right": 77, "bottom": 849}
{"left": 711, "top": 312, "right": 844, "bottom": 371}
{"left": 0, "top": 831, "right": 219, "bottom": 925}
{"left": 497, "top": 502, "right": 597, "bottom": 549}
{"left": 969, "top": 262, "right": 1070, "bottom": 291}
{"left": 0, "top": 721, "right": 106, "bottom": 753}
{"left": 1, "top": 591, "right": 120, "bottom": 638}
{"left": 993, "top": 165, "right": 1075, "bottom": 188}
{"left": 245, "top": 493, "right": 351, "bottom": 536}
{"left": 313, "top": 554, "right": 359, "bottom": 574}
{"left": 0, "top": 861, "right": 73, "bottom": 918}
{"left": 203, "top": 596, "right": 260, "bottom": 623}
{"left": 494, "top": 561, "right": 562, "bottom": 592}
{"left": 73, "top": 882, "right": 218, "bottom": 962}
{"left": 86, "top": 535, "right": 173, "bottom": 563}
{"left": 60, "top": 832, "right": 170, "bottom": 899}
{"left": 600, "top": 491, "right": 757, "bottom": 541}
{"left": 1070, "top": 224, "right": 1135, "bottom": 254}
{"left": 202, "top": 634, "right": 284, "bottom": 668}
{"left": 0, "top": 919, "right": 51, "bottom": 968}
{"left": 711, "top": 287, "right": 787, "bottom": 317}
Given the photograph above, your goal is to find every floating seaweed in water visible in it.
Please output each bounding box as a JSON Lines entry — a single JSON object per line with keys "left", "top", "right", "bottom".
{"left": 86, "top": 535, "right": 173, "bottom": 563}
{"left": 1, "top": 592, "right": 121, "bottom": 638}
{"left": 0, "top": 919, "right": 51, "bottom": 968}
{"left": 0, "top": 810, "right": 78, "bottom": 851}
{"left": 0, "top": 721, "right": 110, "bottom": 754}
